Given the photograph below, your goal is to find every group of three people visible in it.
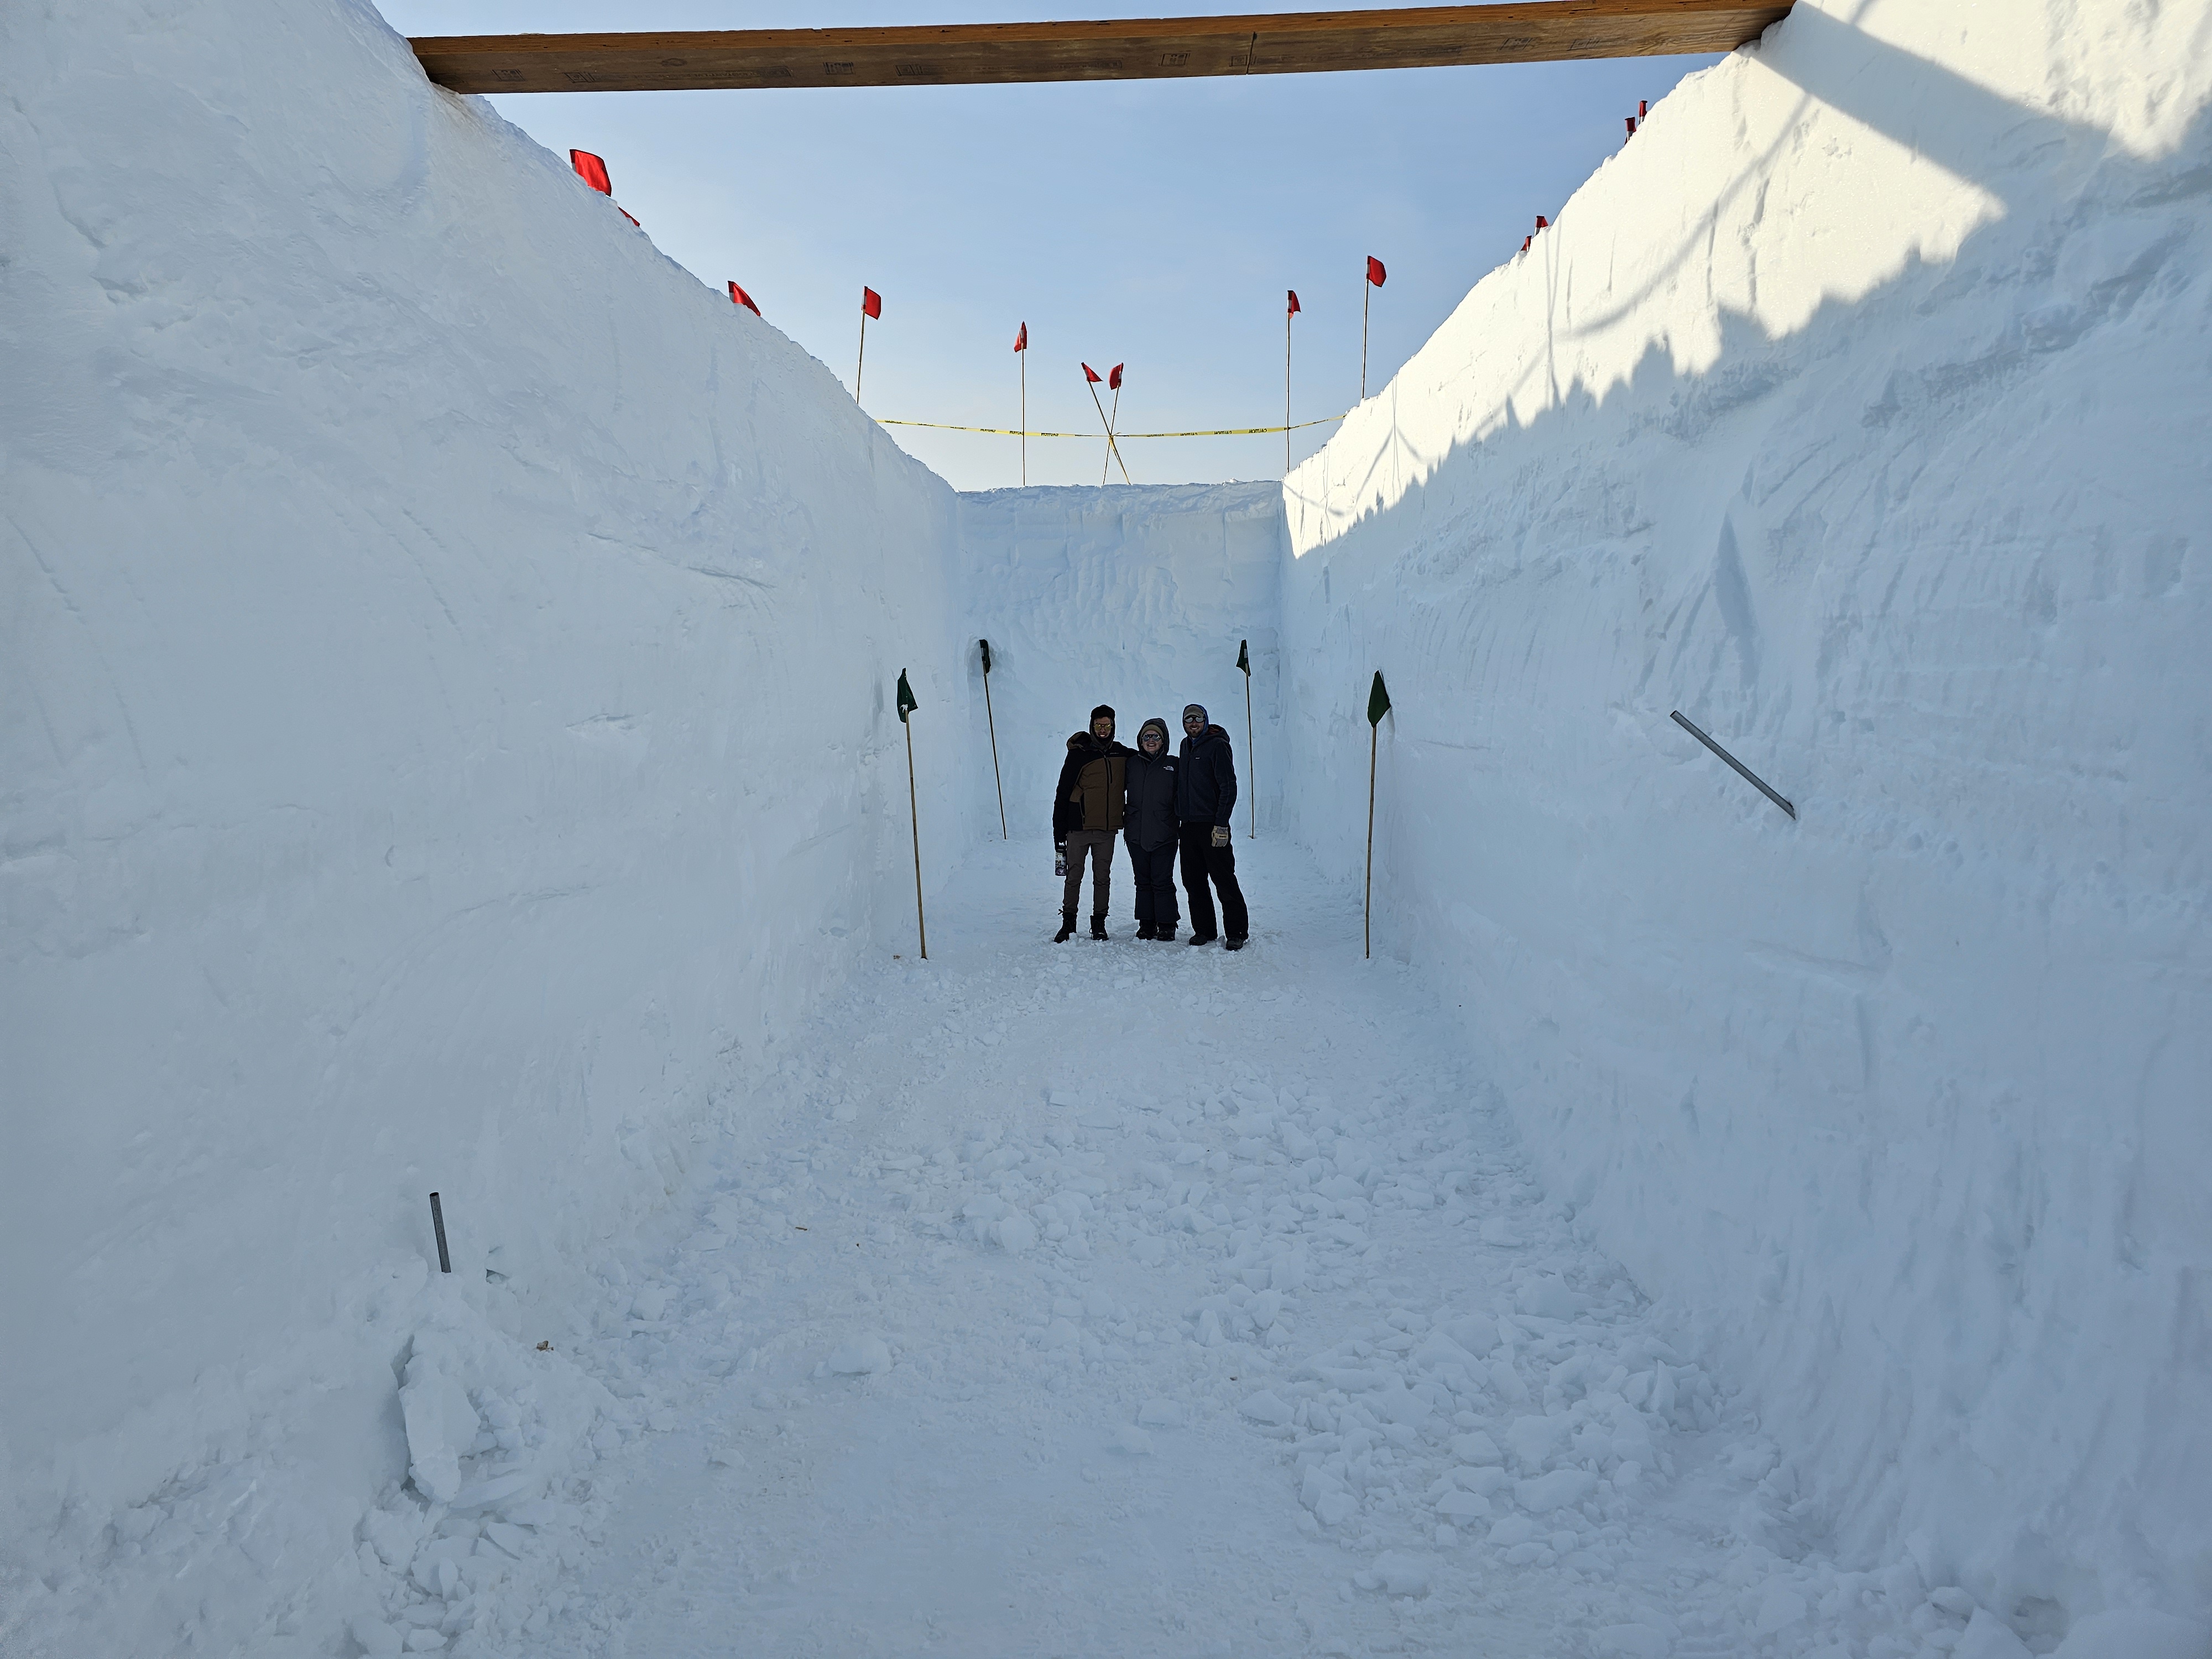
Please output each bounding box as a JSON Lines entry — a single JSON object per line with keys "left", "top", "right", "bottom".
{"left": 1052, "top": 703, "right": 1250, "bottom": 949}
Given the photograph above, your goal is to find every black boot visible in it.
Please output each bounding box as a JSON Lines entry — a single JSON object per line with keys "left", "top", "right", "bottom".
{"left": 1136, "top": 919, "right": 1156, "bottom": 940}
{"left": 1224, "top": 935, "right": 1246, "bottom": 952}
{"left": 1053, "top": 911, "right": 1076, "bottom": 943}
{"left": 1090, "top": 914, "right": 1109, "bottom": 940}
{"left": 1157, "top": 922, "right": 1177, "bottom": 942}
{"left": 1189, "top": 930, "right": 1216, "bottom": 946}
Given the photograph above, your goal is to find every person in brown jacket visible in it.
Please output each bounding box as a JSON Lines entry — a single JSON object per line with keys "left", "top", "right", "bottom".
{"left": 1051, "top": 705, "right": 1130, "bottom": 941}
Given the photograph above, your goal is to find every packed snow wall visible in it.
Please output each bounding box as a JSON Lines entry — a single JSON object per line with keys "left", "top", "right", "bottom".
{"left": 1281, "top": 0, "right": 2212, "bottom": 1621}
{"left": 1, "top": 0, "right": 982, "bottom": 1618}
{"left": 959, "top": 482, "right": 1287, "bottom": 846}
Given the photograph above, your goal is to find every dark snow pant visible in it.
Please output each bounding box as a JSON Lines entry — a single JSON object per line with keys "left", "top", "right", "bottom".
{"left": 1178, "top": 822, "right": 1248, "bottom": 941}
{"left": 1062, "top": 829, "right": 1114, "bottom": 916}
{"left": 1125, "top": 834, "right": 1180, "bottom": 928}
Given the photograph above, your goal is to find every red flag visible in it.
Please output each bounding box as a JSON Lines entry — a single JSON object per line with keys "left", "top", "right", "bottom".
{"left": 1366, "top": 256, "right": 1386, "bottom": 287}
{"left": 1521, "top": 236, "right": 1532, "bottom": 252}
{"left": 1082, "top": 362, "right": 1102, "bottom": 384}
{"left": 861, "top": 287, "right": 881, "bottom": 320}
{"left": 1639, "top": 100, "right": 1649, "bottom": 117}
{"left": 728, "top": 281, "right": 759, "bottom": 316}
{"left": 1535, "top": 216, "right": 1549, "bottom": 230}
{"left": 1014, "top": 321, "right": 1027, "bottom": 352}
{"left": 1626, "top": 116, "right": 1638, "bottom": 137}
{"left": 1287, "top": 289, "right": 1301, "bottom": 316}
{"left": 618, "top": 207, "right": 640, "bottom": 228}
{"left": 570, "top": 150, "right": 612, "bottom": 196}
{"left": 1108, "top": 363, "right": 1123, "bottom": 392}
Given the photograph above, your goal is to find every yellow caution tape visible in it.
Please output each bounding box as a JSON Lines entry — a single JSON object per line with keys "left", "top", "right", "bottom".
{"left": 877, "top": 414, "right": 1347, "bottom": 439}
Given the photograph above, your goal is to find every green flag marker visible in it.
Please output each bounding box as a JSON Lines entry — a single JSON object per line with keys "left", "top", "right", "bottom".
{"left": 1367, "top": 670, "right": 1392, "bottom": 726}
{"left": 896, "top": 669, "right": 917, "bottom": 724}
{"left": 1237, "top": 639, "right": 1250, "bottom": 676}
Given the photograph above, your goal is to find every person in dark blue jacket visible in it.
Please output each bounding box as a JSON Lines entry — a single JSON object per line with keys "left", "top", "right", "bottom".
{"left": 1176, "top": 703, "right": 1248, "bottom": 949}
{"left": 1121, "top": 718, "right": 1180, "bottom": 939}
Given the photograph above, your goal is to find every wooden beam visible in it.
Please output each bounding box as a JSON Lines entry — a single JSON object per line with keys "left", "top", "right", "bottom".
{"left": 410, "top": 1, "right": 1791, "bottom": 96}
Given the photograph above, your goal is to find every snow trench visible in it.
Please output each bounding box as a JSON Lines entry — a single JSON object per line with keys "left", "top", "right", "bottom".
{"left": 4, "top": 0, "right": 2208, "bottom": 1653}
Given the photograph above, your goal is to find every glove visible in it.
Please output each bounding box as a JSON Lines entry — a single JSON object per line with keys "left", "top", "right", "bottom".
{"left": 1212, "top": 826, "right": 1231, "bottom": 848}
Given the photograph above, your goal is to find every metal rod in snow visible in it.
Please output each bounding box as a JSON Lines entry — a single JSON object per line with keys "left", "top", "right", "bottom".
{"left": 1245, "top": 674, "right": 1255, "bottom": 840}
{"left": 981, "top": 640, "right": 1007, "bottom": 838}
{"left": 429, "top": 1192, "right": 451, "bottom": 1273}
{"left": 905, "top": 719, "right": 928, "bottom": 957}
{"left": 1670, "top": 711, "right": 1796, "bottom": 820}
{"left": 1364, "top": 723, "right": 1377, "bottom": 959}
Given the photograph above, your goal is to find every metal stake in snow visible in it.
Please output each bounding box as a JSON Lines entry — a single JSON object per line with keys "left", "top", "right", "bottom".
{"left": 1239, "top": 639, "right": 1255, "bottom": 839}
{"left": 1670, "top": 710, "right": 1796, "bottom": 820}
{"left": 896, "top": 670, "right": 928, "bottom": 957}
{"left": 980, "top": 639, "right": 1007, "bottom": 838}
{"left": 429, "top": 1192, "right": 452, "bottom": 1274}
{"left": 1365, "top": 671, "right": 1391, "bottom": 958}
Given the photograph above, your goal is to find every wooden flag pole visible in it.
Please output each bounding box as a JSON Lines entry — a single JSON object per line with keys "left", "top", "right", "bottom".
{"left": 1285, "top": 309, "right": 1294, "bottom": 474}
{"left": 1364, "top": 721, "right": 1377, "bottom": 959}
{"left": 1101, "top": 381, "right": 1123, "bottom": 487}
{"left": 1085, "top": 378, "right": 1131, "bottom": 484}
{"left": 905, "top": 715, "right": 928, "bottom": 958}
{"left": 1019, "top": 351, "right": 1027, "bottom": 486}
{"left": 1360, "top": 280, "right": 1370, "bottom": 401}
{"left": 856, "top": 311, "right": 869, "bottom": 403}
{"left": 981, "top": 641, "right": 1007, "bottom": 838}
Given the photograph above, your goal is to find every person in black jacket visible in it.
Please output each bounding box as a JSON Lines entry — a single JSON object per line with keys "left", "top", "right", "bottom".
{"left": 1121, "top": 717, "right": 1180, "bottom": 940}
{"left": 1051, "top": 705, "right": 1130, "bottom": 941}
{"left": 1176, "top": 703, "right": 1249, "bottom": 949}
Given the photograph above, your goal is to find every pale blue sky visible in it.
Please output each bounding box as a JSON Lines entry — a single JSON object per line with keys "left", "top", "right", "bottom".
{"left": 376, "top": 2, "right": 1719, "bottom": 490}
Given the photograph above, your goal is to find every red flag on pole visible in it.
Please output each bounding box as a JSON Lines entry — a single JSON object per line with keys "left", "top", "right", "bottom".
{"left": 1639, "top": 100, "right": 1649, "bottom": 117}
{"left": 862, "top": 287, "right": 882, "bottom": 319}
{"left": 1108, "top": 363, "right": 1123, "bottom": 392}
{"left": 728, "top": 281, "right": 759, "bottom": 316}
{"left": 1287, "top": 289, "right": 1301, "bottom": 316}
{"left": 1626, "top": 116, "right": 1638, "bottom": 137}
{"left": 618, "top": 207, "right": 640, "bottom": 228}
{"left": 1536, "top": 216, "right": 1549, "bottom": 230}
{"left": 1082, "top": 362, "right": 1102, "bottom": 384}
{"left": 1366, "top": 256, "right": 1386, "bottom": 287}
{"left": 1013, "top": 321, "right": 1027, "bottom": 352}
{"left": 570, "top": 150, "right": 612, "bottom": 195}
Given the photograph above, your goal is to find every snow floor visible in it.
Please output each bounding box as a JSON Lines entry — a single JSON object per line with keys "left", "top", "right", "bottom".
{"left": 351, "top": 843, "right": 2025, "bottom": 1659}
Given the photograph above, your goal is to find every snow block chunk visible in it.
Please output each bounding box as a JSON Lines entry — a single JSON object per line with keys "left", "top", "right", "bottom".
{"left": 398, "top": 1354, "right": 479, "bottom": 1506}
{"left": 827, "top": 1334, "right": 893, "bottom": 1375}
{"left": 1237, "top": 1390, "right": 1293, "bottom": 1426}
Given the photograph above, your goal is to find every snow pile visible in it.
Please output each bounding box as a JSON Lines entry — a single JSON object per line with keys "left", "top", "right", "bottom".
{"left": 3, "top": 0, "right": 978, "bottom": 1645}
{"left": 959, "top": 481, "right": 1286, "bottom": 838}
{"left": 1282, "top": 0, "right": 2212, "bottom": 1623}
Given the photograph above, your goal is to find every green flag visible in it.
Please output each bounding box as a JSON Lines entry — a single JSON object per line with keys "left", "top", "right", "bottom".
{"left": 979, "top": 638, "right": 993, "bottom": 676}
{"left": 1367, "top": 670, "right": 1391, "bottom": 727}
{"left": 896, "top": 669, "right": 917, "bottom": 724}
{"left": 1237, "top": 639, "right": 1250, "bottom": 676}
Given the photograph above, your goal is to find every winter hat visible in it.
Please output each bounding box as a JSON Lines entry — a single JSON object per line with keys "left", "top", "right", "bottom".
{"left": 1091, "top": 704, "right": 1116, "bottom": 726}
{"left": 1138, "top": 717, "right": 1170, "bottom": 746}
{"left": 1182, "top": 703, "right": 1208, "bottom": 725}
